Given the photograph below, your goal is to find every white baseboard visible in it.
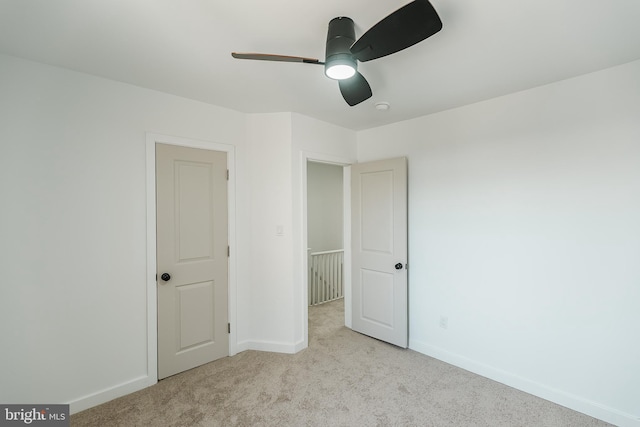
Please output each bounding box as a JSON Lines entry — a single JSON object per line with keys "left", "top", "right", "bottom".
{"left": 68, "top": 375, "right": 156, "bottom": 415}
{"left": 70, "top": 339, "right": 307, "bottom": 415}
{"left": 293, "top": 339, "right": 306, "bottom": 353}
{"left": 235, "top": 340, "right": 251, "bottom": 354}
{"left": 236, "top": 339, "right": 301, "bottom": 354}
{"left": 409, "top": 339, "right": 640, "bottom": 427}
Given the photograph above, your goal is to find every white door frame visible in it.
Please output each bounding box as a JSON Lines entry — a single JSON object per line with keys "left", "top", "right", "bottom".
{"left": 146, "top": 133, "right": 238, "bottom": 384}
{"left": 300, "top": 151, "right": 355, "bottom": 348}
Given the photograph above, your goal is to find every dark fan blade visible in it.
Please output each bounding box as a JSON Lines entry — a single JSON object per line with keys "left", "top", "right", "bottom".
{"left": 350, "top": 0, "right": 442, "bottom": 62}
{"left": 338, "top": 72, "right": 372, "bottom": 106}
{"left": 231, "top": 52, "right": 324, "bottom": 65}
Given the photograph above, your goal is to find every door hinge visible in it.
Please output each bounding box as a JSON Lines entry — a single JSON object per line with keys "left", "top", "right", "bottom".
{"left": 227, "top": 245, "right": 230, "bottom": 257}
{"left": 228, "top": 323, "right": 231, "bottom": 334}
{"left": 226, "top": 169, "right": 229, "bottom": 181}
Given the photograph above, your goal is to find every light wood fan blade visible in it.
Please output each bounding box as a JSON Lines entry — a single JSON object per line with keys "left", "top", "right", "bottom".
{"left": 231, "top": 52, "right": 324, "bottom": 65}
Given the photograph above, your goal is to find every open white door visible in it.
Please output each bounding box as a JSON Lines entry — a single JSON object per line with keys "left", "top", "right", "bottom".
{"left": 351, "top": 157, "right": 408, "bottom": 348}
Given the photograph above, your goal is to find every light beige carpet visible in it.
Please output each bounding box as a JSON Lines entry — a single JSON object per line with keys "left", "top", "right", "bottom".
{"left": 72, "top": 299, "right": 612, "bottom": 426}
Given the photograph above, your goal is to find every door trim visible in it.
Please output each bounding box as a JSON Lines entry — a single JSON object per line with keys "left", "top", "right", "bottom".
{"left": 146, "top": 133, "right": 237, "bottom": 384}
{"left": 300, "top": 151, "right": 355, "bottom": 349}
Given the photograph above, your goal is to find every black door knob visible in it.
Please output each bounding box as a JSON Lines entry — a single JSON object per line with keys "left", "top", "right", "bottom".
{"left": 395, "top": 263, "right": 403, "bottom": 270}
{"left": 161, "top": 273, "right": 171, "bottom": 282}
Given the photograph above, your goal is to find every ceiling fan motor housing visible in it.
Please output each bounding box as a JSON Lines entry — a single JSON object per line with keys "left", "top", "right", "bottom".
{"left": 325, "top": 17, "right": 357, "bottom": 79}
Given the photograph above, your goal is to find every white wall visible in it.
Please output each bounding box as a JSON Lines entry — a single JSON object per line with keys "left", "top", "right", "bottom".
{"left": 0, "top": 54, "right": 249, "bottom": 412}
{"left": 242, "top": 113, "right": 296, "bottom": 352}
{"left": 307, "top": 162, "right": 343, "bottom": 252}
{"left": 356, "top": 60, "right": 640, "bottom": 426}
{"left": 291, "top": 113, "right": 356, "bottom": 349}
{"left": 6, "top": 48, "right": 636, "bottom": 425}
{"left": 0, "top": 54, "right": 357, "bottom": 413}
{"left": 241, "top": 113, "right": 356, "bottom": 352}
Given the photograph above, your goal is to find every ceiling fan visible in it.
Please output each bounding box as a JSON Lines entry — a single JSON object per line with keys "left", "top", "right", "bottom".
{"left": 231, "top": 0, "right": 442, "bottom": 106}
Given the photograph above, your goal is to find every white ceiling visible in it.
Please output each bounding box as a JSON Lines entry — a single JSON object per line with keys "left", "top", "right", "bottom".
{"left": 1, "top": 0, "right": 640, "bottom": 130}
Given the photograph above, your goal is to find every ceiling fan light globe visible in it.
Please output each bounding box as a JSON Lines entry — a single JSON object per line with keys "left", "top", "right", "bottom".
{"left": 326, "top": 64, "right": 356, "bottom": 80}
{"left": 324, "top": 53, "right": 357, "bottom": 80}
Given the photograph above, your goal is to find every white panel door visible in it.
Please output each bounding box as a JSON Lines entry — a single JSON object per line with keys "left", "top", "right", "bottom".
{"left": 156, "top": 143, "right": 228, "bottom": 379}
{"left": 351, "top": 157, "right": 407, "bottom": 348}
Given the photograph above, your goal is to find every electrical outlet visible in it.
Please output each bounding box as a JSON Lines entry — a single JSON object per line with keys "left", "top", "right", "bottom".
{"left": 439, "top": 315, "right": 448, "bottom": 329}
